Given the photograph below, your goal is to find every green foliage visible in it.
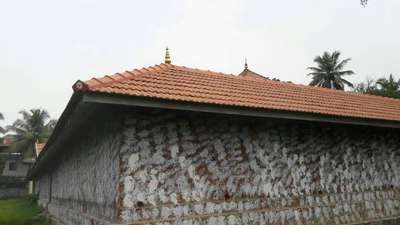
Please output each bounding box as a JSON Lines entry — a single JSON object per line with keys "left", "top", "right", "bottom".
{"left": 354, "top": 74, "right": 400, "bottom": 99}
{"left": 0, "top": 198, "right": 52, "bottom": 225}
{"left": 307, "top": 51, "right": 354, "bottom": 90}
{"left": 6, "top": 109, "right": 57, "bottom": 159}
{"left": 361, "top": 0, "right": 368, "bottom": 7}
{"left": 0, "top": 112, "right": 4, "bottom": 134}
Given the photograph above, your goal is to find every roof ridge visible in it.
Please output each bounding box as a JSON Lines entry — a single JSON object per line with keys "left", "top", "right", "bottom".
{"left": 172, "top": 64, "right": 237, "bottom": 77}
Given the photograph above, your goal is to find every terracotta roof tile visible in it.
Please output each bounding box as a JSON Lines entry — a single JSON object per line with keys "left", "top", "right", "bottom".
{"left": 35, "top": 142, "right": 46, "bottom": 157}
{"left": 74, "top": 63, "right": 400, "bottom": 122}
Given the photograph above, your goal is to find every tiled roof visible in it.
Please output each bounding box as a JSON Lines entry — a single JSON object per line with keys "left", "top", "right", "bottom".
{"left": 2, "top": 137, "right": 14, "bottom": 145}
{"left": 73, "top": 63, "right": 400, "bottom": 122}
{"left": 35, "top": 143, "right": 46, "bottom": 157}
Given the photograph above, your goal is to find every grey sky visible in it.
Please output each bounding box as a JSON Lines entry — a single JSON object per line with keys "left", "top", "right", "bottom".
{"left": 1, "top": 0, "right": 400, "bottom": 126}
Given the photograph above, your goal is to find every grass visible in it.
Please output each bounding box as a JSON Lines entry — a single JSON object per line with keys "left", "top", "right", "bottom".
{"left": 0, "top": 197, "right": 52, "bottom": 225}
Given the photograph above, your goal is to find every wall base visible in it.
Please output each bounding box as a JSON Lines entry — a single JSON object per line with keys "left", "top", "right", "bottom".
{"left": 45, "top": 203, "right": 114, "bottom": 225}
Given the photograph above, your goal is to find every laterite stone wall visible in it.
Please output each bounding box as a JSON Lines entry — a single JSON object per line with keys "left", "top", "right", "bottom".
{"left": 119, "top": 109, "right": 400, "bottom": 225}
{"left": 36, "top": 107, "right": 123, "bottom": 225}
{"left": 35, "top": 107, "right": 400, "bottom": 225}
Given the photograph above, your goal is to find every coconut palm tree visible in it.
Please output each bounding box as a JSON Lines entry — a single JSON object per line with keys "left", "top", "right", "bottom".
{"left": 7, "top": 109, "right": 57, "bottom": 158}
{"left": 308, "top": 51, "right": 354, "bottom": 90}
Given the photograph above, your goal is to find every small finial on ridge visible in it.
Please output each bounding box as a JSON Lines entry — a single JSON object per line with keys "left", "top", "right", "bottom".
{"left": 245, "top": 58, "right": 248, "bottom": 70}
{"left": 165, "top": 47, "right": 171, "bottom": 64}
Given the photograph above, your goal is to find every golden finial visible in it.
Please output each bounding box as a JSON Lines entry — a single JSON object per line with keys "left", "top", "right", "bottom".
{"left": 245, "top": 58, "right": 248, "bottom": 70}
{"left": 165, "top": 47, "right": 171, "bottom": 64}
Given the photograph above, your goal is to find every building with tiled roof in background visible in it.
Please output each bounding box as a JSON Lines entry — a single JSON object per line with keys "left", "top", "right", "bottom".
{"left": 35, "top": 141, "right": 46, "bottom": 157}
{"left": 0, "top": 135, "right": 38, "bottom": 198}
{"left": 1, "top": 136, "right": 40, "bottom": 179}
{"left": 28, "top": 49, "right": 400, "bottom": 225}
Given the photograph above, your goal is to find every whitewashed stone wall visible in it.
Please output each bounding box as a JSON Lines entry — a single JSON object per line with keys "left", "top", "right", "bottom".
{"left": 36, "top": 107, "right": 123, "bottom": 225}
{"left": 119, "top": 109, "right": 400, "bottom": 225}
{"left": 37, "top": 172, "right": 51, "bottom": 206}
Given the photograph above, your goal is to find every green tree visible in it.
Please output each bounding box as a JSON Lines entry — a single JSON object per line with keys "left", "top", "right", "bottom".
{"left": 361, "top": 0, "right": 368, "bottom": 6}
{"left": 375, "top": 74, "right": 400, "bottom": 98}
{"left": 7, "top": 109, "right": 57, "bottom": 158}
{"left": 354, "top": 75, "right": 400, "bottom": 99}
{"left": 0, "top": 113, "right": 4, "bottom": 134}
{"left": 353, "top": 78, "right": 377, "bottom": 94}
{"left": 307, "top": 51, "right": 355, "bottom": 90}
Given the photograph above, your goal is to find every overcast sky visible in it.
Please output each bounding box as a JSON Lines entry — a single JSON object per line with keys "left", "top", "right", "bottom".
{"left": 1, "top": 0, "right": 400, "bottom": 126}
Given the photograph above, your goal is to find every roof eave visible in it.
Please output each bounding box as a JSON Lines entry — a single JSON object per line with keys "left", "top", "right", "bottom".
{"left": 82, "top": 92, "right": 400, "bottom": 129}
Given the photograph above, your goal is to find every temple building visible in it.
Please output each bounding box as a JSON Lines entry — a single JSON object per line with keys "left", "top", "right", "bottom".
{"left": 28, "top": 49, "right": 400, "bottom": 225}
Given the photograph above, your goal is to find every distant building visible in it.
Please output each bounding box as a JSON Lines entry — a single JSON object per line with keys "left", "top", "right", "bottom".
{"left": 0, "top": 137, "right": 38, "bottom": 178}
{"left": 0, "top": 137, "right": 44, "bottom": 197}
{"left": 35, "top": 142, "right": 45, "bottom": 157}
{"left": 2, "top": 153, "right": 33, "bottom": 178}
{"left": 0, "top": 135, "right": 14, "bottom": 152}
{"left": 2, "top": 136, "right": 13, "bottom": 146}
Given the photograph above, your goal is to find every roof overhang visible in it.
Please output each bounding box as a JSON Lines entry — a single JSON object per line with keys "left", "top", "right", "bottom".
{"left": 83, "top": 92, "right": 400, "bottom": 129}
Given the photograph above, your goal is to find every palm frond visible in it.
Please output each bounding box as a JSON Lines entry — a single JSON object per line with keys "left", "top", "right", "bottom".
{"left": 339, "top": 78, "right": 354, "bottom": 88}
{"left": 334, "top": 58, "right": 351, "bottom": 71}
{"left": 307, "top": 51, "right": 354, "bottom": 90}
{"left": 307, "top": 72, "right": 327, "bottom": 76}
{"left": 336, "top": 70, "right": 355, "bottom": 76}
{"left": 6, "top": 125, "right": 28, "bottom": 135}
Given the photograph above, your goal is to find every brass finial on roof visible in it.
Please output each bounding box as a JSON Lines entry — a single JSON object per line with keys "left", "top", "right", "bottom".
{"left": 245, "top": 58, "right": 248, "bottom": 70}
{"left": 165, "top": 47, "right": 171, "bottom": 64}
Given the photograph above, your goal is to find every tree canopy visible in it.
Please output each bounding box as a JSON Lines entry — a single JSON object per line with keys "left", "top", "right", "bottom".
{"left": 6, "top": 109, "right": 57, "bottom": 158}
{"left": 354, "top": 74, "right": 400, "bottom": 99}
{"left": 361, "top": 0, "right": 368, "bottom": 6}
{"left": 0, "top": 113, "right": 4, "bottom": 134}
{"left": 307, "top": 51, "right": 354, "bottom": 90}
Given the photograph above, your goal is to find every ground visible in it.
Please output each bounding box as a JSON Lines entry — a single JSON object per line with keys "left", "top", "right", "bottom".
{"left": 0, "top": 197, "right": 52, "bottom": 225}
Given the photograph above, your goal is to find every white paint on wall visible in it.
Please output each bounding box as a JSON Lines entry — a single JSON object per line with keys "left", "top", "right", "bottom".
{"left": 119, "top": 111, "right": 400, "bottom": 225}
